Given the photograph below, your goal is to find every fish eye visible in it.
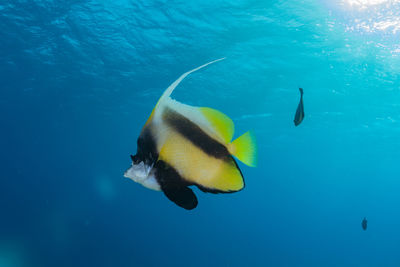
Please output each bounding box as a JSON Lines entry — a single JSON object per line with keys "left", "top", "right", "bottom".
{"left": 130, "top": 155, "right": 140, "bottom": 164}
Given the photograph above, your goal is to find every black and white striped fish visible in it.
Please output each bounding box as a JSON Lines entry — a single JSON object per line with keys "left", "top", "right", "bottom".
{"left": 124, "top": 59, "right": 257, "bottom": 210}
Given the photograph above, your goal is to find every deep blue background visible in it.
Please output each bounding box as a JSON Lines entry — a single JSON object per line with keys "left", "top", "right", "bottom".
{"left": 1, "top": 0, "right": 400, "bottom": 266}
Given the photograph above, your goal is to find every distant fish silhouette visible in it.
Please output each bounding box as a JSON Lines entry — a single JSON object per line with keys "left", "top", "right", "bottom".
{"left": 293, "top": 88, "right": 304, "bottom": 126}
{"left": 362, "top": 217, "right": 367, "bottom": 231}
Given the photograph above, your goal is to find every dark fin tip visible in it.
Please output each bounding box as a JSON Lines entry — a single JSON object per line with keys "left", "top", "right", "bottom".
{"left": 299, "top": 88, "right": 304, "bottom": 95}
{"left": 163, "top": 186, "right": 198, "bottom": 210}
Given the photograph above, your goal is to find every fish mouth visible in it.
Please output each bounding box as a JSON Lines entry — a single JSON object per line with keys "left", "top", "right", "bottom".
{"left": 124, "top": 161, "right": 153, "bottom": 181}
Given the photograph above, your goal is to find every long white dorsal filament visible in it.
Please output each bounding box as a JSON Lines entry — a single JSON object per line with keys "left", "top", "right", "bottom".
{"left": 157, "top": 58, "right": 226, "bottom": 105}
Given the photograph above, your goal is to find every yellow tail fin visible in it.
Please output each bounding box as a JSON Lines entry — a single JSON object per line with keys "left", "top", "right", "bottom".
{"left": 229, "top": 131, "right": 257, "bottom": 167}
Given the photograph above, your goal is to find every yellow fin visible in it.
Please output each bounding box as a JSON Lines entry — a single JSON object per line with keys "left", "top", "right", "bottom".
{"left": 229, "top": 131, "right": 257, "bottom": 167}
{"left": 144, "top": 107, "right": 155, "bottom": 127}
{"left": 200, "top": 107, "right": 234, "bottom": 143}
{"left": 207, "top": 159, "right": 244, "bottom": 192}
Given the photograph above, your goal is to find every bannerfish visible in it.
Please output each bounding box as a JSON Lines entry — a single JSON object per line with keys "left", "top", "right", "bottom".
{"left": 294, "top": 87, "right": 304, "bottom": 126}
{"left": 362, "top": 217, "right": 367, "bottom": 231}
{"left": 124, "top": 58, "right": 257, "bottom": 210}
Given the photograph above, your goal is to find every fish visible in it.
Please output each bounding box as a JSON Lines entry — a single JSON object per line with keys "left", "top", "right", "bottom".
{"left": 293, "top": 87, "right": 304, "bottom": 126}
{"left": 362, "top": 217, "right": 367, "bottom": 231}
{"left": 124, "top": 58, "right": 257, "bottom": 210}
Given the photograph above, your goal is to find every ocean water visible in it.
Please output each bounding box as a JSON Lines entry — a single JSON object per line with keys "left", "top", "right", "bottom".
{"left": 1, "top": 0, "right": 400, "bottom": 266}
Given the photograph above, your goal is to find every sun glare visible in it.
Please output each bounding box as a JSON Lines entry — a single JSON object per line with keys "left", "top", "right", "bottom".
{"left": 346, "top": 0, "right": 388, "bottom": 6}
{"left": 339, "top": 0, "right": 400, "bottom": 35}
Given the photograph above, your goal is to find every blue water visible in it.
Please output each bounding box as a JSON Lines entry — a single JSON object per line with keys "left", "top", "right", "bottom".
{"left": 1, "top": 0, "right": 400, "bottom": 266}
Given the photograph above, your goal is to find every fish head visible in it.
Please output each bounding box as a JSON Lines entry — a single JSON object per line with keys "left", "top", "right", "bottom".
{"left": 124, "top": 154, "right": 154, "bottom": 184}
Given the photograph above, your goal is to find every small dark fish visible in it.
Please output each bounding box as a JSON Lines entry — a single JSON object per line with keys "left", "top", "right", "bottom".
{"left": 362, "top": 217, "right": 367, "bottom": 231}
{"left": 294, "top": 88, "right": 304, "bottom": 126}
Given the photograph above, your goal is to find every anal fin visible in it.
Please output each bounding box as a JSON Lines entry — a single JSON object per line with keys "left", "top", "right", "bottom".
{"left": 155, "top": 160, "right": 198, "bottom": 210}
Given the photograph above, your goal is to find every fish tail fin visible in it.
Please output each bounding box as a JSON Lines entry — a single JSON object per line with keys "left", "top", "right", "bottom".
{"left": 229, "top": 131, "right": 257, "bottom": 167}
{"left": 299, "top": 87, "right": 303, "bottom": 95}
{"left": 156, "top": 58, "right": 226, "bottom": 106}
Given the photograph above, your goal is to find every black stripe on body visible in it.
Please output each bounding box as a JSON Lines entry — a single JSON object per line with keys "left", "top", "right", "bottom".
{"left": 135, "top": 127, "right": 159, "bottom": 165}
{"left": 163, "top": 108, "right": 230, "bottom": 160}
